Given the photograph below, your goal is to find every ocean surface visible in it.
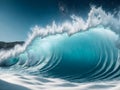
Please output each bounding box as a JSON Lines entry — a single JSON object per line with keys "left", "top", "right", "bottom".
{"left": 0, "top": 7, "right": 120, "bottom": 90}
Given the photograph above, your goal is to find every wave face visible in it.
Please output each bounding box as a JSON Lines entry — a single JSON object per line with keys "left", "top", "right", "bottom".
{"left": 0, "top": 26, "right": 119, "bottom": 82}
{"left": 0, "top": 7, "right": 120, "bottom": 85}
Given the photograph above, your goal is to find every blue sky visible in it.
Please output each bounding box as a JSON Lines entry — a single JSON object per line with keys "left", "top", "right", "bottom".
{"left": 0, "top": 0, "right": 61, "bottom": 41}
{"left": 0, "top": 0, "right": 119, "bottom": 41}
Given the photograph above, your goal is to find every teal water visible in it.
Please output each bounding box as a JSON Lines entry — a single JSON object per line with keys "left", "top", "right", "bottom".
{"left": 0, "top": 26, "right": 119, "bottom": 82}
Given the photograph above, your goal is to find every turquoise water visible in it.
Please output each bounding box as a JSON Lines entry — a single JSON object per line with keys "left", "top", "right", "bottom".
{"left": 1, "top": 26, "right": 119, "bottom": 82}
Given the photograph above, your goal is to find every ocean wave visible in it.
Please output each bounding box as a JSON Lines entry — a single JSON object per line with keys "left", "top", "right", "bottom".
{"left": 0, "top": 7, "right": 120, "bottom": 82}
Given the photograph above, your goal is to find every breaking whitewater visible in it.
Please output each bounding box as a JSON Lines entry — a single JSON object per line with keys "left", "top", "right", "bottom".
{"left": 1, "top": 7, "right": 120, "bottom": 90}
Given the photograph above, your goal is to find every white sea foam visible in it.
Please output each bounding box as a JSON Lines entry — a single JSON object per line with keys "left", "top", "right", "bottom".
{"left": 0, "top": 73, "right": 120, "bottom": 90}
